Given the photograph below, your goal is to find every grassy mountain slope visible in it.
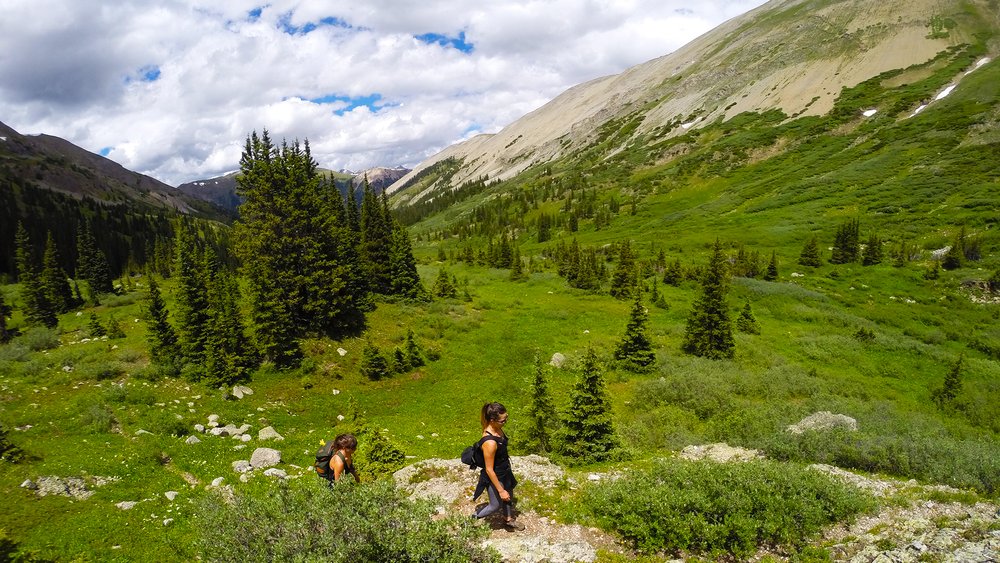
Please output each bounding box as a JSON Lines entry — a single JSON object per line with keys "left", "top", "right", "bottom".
{"left": 2, "top": 0, "right": 999, "bottom": 560}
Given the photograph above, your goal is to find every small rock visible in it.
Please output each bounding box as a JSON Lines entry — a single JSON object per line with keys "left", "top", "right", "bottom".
{"left": 549, "top": 353, "right": 566, "bottom": 368}
{"left": 258, "top": 426, "right": 284, "bottom": 441}
{"left": 62, "top": 365, "right": 73, "bottom": 372}
{"left": 208, "top": 414, "right": 220, "bottom": 423}
{"left": 211, "top": 477, "right": 225, "bottom": 487}
{"left": 194, "top": 424, "right": 205, "bottom": 433}
{"left": 232, "top": 460, "right": 252, "bottom": 473}
{"left": 263, "top": 468, "right": 287, "bottom": 479}
{"left": 787, "top": 411, "right": 858, "bottom": 434}
{"left": 240, "top": 434, "right": 252, "bottom": 442}
{"left": 163, "top": 518, "right": 173, "bottom": 526}
{"left": 20, "top": 479, "right": 37, "bottom": 490}
{"left": 337, "top": 414, "right": 345, "bottom": 421}
{"left": 165, "top": 491, "right": 179, "bottom": 501}
{"left": 116, "top": 501, "right": 138, "bottom": 510}
{"left": 332, "top": 389, "right": 341, "bottom": 395}
{"left": 207, "top": 421, "right": 219, "bottom": 428}
{"left": 135, "top": 429, "right": 153, "bottom": 436}
{"left": 337, "top": 348, "right": 347, "bottom": 356}
{"left": 587, "top": 473, "right": 601, "bottom": 481}
{"left": 185, "top": 435, "right": 201, "bottom": 445}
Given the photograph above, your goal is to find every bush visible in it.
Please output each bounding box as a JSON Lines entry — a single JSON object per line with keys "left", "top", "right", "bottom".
{"left": 762, "top": 429, "right": 1000, "bottom": 496}
{"left": 577, "top": 459, "right": 873, "bottom": 558}
{"left": 198, "top": 478, "right": 499, "bottom": 562}
{"left": 14, "top": 327, "right": 60, "bottom": 352}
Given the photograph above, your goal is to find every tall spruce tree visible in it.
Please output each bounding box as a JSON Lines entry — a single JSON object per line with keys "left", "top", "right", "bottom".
{"left": 174, "top": 221, "right": 210, "bottom": 366}
{"left": 609, "top": 240, "right": 637, "bottom": 299}
{"left": 525, "top": 357, "right": 558, "bottom": 453}
{"left": 932, "top": 355, "right": 964, "bottom": 409}
{"left": 360, "top": 340, "right": 390, "bottom": 381}
{"left": 682, "top": 239, "right": 735, "bottom": 359}
{"left": 15, "top": 223, "right": 57, "bottom": 328}
{"left": 145, "top": 276, "right": 180, "bottom": 370}
{"left": 234, "top": 132, "right": 365, "bottom": 366}
{"left": 387, "top": 223, "right": 426, "bottom": 299}
{"left": 557, "top": 348, "right": 619, "bottom": 462}
{"left": 360, "top": 179, "right": 393, "bottom": 294}
{"left": 204, "top": 265, "right": 254, "bottom": 386}
{"left": 405, "top": 329, "right": 425, "bottom": 368}
{"left": 799, "top": 236, "right": 822, "bottom": 267}
{"left": 614, "top": 290, "right": 656, "bottom": 372}
{"left": 41, "top": 232, "right": 74, "bottom": 313}
{"left": 76, "top": 221, "right": 113, "bottom": 297}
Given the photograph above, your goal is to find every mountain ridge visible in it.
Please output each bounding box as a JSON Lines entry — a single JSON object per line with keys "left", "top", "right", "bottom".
{"left": 388, "top": 0, "right": 997, "bottom": 199}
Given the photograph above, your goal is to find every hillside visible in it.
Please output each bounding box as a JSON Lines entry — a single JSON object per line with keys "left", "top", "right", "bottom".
{"left": 390, "top": 0, "right": 999, "bottom": 200}
{"left": 2, "top": 0, "right": 1000, "bottom": 561}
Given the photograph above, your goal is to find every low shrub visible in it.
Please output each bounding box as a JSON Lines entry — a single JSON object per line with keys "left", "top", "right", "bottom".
{"left": 197, "top": 477, "right": 498, "bottom": 562}
{"left": 763, "top": 429, "right": 1000, "bottom": 496}
{"left": 14, "top": 327, "right": 60, "bottom": 352}
{"left": 576, "top": 458, "right": 873, "bottom": 558}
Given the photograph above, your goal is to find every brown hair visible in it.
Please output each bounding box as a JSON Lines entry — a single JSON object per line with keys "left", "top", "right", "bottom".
{"left": 334, "top": 433, "right": 357, "bottom": 451}
{"left": 480, "top": 402, "right": 507, "bottom": 428}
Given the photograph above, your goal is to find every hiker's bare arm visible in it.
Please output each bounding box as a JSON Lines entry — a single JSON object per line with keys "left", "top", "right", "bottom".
{"left": 481, "top": 440, "right": 510, "bottom": 501}
{"left": 331, "top": 455, "right": 345, "bottom": 481}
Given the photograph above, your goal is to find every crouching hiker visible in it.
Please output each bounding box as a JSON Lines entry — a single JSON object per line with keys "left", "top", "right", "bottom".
{"left": 315, "top": 433, "right": 360, "bottom": 485}
{"left": 472, "top": 402, "right": 524, "bottom": 531}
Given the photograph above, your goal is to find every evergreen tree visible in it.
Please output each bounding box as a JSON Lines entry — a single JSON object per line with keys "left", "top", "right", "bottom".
{"left": 390, "top": 347, "right": 411, "bottom": 374}
{"left": 174, "top": 221, "right": 210, "bottom": 366}
{"left": 941, "top": 233, "right": 963, "bottom": 270}
{"left": 234, "top": 132, "right": 365, "bottom": 366}
{"left": 88, "top": 313, "right": 107, "bottom": 337}
{"left": 663, "top": 258, "right": 683, "bottom": 286}
{"left": 106, "top": 315, "right": 126, "bottom": 339}
{"left": 798, "top": 236, "right": 822, "bottom": 267}
{"left": 405, "top": 329, "right": 425, "bottom": 368}
{"left": 76, "top": 221, "right": 114, "bottom": 297}
{"left": 15, "top": 223, "right": 57, "bottom": 328}
{"left": 360, "top": 179, "right": 393, "bottom": 294}
{"left": 509, "top": 246, "right": 525, "bottom": 281}
{"left": 861, "top": 233, "right": 884, "bottom": 266}
{"left": 924, "top": 260, "right": 941, "bottom": 280}
{"left": 387, "top": 223, "right": 426, "bottom": 299}
{"left": 204, "top": 265, "right": 255, "bottom": 386}
{"left": 613, "top": 291, "right": 656, "bottom": 372}
{"left": 145, "top": 276, "right": 180, "bottom": 370}
{"left": 0, "top": 291, "right": 12, "bottom": 343}
{"left": 525, "top": 357, "right": 558, "bottom": 453}
{"left": 41, "top": 232, "right": 74, "bottom": 313}
{"left": 433, "top": 268, "right": 457, "bottom": 298}
{"left": 932, "top": 356, "right": 964, "bottom": 409}
{"left": 830, "top": 219, "right": 860, "bottom": 264}
{"left": 735, "top": 300, "right": 761, "bottom": 334}
{"left": 763, "top": 251, "right": 779, "bottom": 281}
{"left": 609, "top": 240, "right": 636, "bottom": 299}
{"left": 682, "top": 240, "right": 735, "bottom": 360}
{"left": 360, "top": 340, "right": 390, "bottom": 381}
{"left": 556, "top": 348, "right": 619, "bottom": 462}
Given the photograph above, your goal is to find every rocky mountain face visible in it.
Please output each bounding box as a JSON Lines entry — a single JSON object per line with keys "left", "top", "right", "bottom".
{"left": 0, "top": 120, "right": 212, "bottom": 216}
{"left": 388, "top": 0, "right": 1000, "bottom": 199}
{"left": 355, "top": 166, "right": 410, "bottom": 193}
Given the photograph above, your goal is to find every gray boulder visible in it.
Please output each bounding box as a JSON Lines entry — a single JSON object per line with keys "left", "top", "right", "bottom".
{"left": 232, "top": 460, "right": 252, "bottom": 473}
{"left": 116, "top": 501, "right": 138, "bottom": 510}
{"left": 787, "top": 411, "right": 859, "bottom": 434}
{"left": 185, "top": 435, "right": 201, "bottom": 445}
{"left": 549, "top": 353, "right": 566, "bottom": 368}
{"left": 263, "top": 468, "right": 288, "bottom": 479}
{"left": 250, "top": 447, "right": 281, "bottom": 469}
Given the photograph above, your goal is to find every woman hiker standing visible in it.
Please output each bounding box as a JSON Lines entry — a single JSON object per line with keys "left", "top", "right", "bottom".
{"left": 472, "top": 402, "right": 524, "bottom": 530}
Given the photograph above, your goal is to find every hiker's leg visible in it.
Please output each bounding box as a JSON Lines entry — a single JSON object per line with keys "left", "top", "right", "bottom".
{"left": 474, "top": 485, "right": 502, "bottom": 518}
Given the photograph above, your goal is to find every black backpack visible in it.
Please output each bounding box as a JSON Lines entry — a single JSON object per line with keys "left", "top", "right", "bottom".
{"left": 460, "top": 435, "right": 497, "bottom": 470}
{"left": 315, "top": 439, "right": 337, "bottom": 478}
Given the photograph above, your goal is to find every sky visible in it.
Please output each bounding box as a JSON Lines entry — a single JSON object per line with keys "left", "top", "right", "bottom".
{"left": 0, "top": 0, "right": 768, "bottom": 187}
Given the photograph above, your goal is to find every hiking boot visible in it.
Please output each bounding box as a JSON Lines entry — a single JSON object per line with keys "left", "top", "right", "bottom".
{"left": 504, "top": 519, "right": 525, "bottom": 531}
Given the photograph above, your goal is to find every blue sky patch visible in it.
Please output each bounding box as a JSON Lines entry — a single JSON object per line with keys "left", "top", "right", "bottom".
{"left": 247, "top": 6, "right": 263, "bottom": 21}
{"left": 309, "top": 93, "right": 387, "bottom": 115}
{"left": 99, "top": 147, "right": 113, "bottom": 157}
{"left": 278, "top": 12, "right": 352, "bottom": 35}
{"left": 415, "top": 31, "right": 474, "bottom": 53}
